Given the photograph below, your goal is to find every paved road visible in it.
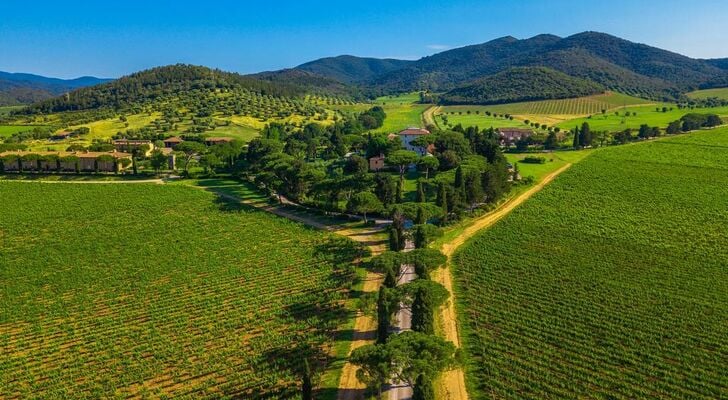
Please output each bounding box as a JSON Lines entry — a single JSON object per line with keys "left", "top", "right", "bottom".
{"left": 389, "top": 241, "right": 416, "bottom": 400}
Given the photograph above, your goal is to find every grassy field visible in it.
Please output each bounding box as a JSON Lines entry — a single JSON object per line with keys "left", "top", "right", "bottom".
{"left": 0, "top": 125, "right": 48, "bottom": 139}
{"left": 368, "top": 93, "right": 428, "bottom": 133}
{"left": 452, "top": 129, "right": 728, "bottom": 399}
{"left": 0, "top": 182, "right": 361, "bottom": 399}
{"left": 557, "top": 104, "right": 728, "bottom": 132}
{"left": 435, "top": 109, "right": 526, "bottom": 130}
{"left": 505, "top": 149, "right": 591, "bottom": 181}
{"left": 686, "top": 87, "right": 728, "bottom": 100}
{"left": 0, "top": 106, "right": 24, "bottom": 116}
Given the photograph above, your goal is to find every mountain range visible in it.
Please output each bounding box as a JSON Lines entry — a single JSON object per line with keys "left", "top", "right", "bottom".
{"left": 0, "top": 71, "right": 111, "bottom": 106}
{"left": 7, "top": 31, "right": 728, "bottom": 110}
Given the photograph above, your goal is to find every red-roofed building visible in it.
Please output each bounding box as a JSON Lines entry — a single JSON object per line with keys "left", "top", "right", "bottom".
{"left": 498, "top": 128, "right": 533, "bottom": 145}
{"left": 397, "top": 127, "right": 431, "bottom": 156}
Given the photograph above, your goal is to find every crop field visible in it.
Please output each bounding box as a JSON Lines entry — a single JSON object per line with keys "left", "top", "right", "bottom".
{"left": 686, "top": 87, "right": 728, "bottom": 100}
{"left": 557, "top": 104, "right": 728, "bottom": 132}
{"left": 504, "top": 149, "right": 590, "bottom": 181}
{"left": 0, "top": 183, "right": 361, "bottom": 399}
{"left": 452, "top": 128, "right": 728, "bottom": 399}
{"left": 480, "top": 92, "right": 650, "bottom": 116}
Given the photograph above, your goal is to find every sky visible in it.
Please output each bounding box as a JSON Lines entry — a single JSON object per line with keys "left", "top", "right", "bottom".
{"left": 2, "top": 0, "right": 728, "bottom": 79}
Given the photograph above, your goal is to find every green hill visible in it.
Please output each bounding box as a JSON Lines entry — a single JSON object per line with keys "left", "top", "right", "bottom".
{"left": 440, "top": 67, "right": 604, "bottom": 105}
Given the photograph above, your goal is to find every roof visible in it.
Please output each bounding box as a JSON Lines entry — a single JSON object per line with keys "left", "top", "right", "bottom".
{"left": 205, "top": 137, "right": 233, "bottom": 142}
{"left": 0, "top": 150, "right": 132, "bottom": 159}
{"left": 398, "top": 127, "right": 430, "bottom": 136}
{"left": 113, "top": 139, "right": 152, "bottom": 144}
{"left": 163, "top": 136, "right": 184, "bottom": 143}
{"left": 53, "top": 131, "right": 72, "bottom": 137}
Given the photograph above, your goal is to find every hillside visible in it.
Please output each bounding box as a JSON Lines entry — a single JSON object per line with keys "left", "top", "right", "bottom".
{"left": 296, "top": 55, "right": 413, "bottom": 83}
{"left": 0, "top": 71, "right": 110, "bottom": 106}
{"left": 292, "top": 32, "right": 728, "bottom": 100}
{"left": 439, "top": 67, "right": 604, "bottom": 105}
{"left": 21, "top": 64, "right": 317, "bottom": 114}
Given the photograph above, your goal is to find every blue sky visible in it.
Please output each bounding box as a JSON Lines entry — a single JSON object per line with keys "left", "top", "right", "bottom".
{"left": 2, "top": 0, "right": 728, "bottom": 79}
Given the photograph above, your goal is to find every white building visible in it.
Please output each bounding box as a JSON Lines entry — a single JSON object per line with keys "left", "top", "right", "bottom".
{"left": 397, "top": 127, "right": 431, "bottom": 156}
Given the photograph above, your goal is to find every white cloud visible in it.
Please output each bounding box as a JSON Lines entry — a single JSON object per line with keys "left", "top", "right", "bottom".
{"left": 427, "top": 44, "right": 450, "bottom": 51}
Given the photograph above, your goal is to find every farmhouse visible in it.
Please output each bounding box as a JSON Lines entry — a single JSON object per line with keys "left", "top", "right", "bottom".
{"left": 498, "top": 128, "right": 533, "bottom": 145}
{"left": 113, "top": 139, "right": 154, "bottom": 156}
{"left": 204, "top": 137, "right": 233, "bottom": 146}
{"left": 369, "top": 154, "right": 386, "bottom": 171}
{"left": 0, "top": 150, "right": 133, "bottom": 173}
{"left": 163, "top": 136, "right": 184, "bottom": 148}
{"left": 397, "top": 127, "right": 431, "bottom": 156}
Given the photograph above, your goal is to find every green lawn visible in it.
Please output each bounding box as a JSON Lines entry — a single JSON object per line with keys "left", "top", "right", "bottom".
{"left": 436, "top": 109, "right": 527, "bottom": 130}
{"left": 505, "top": 149, "right": 591, "bottom": 181}
{"left": 453, "top": 128, "right": 728, "bottom": 399}
{"left": 0, "top": 182, "right": 361, "bottom": 399}
{"left": 0, "top": 125, "right": 47, "bottom": 138}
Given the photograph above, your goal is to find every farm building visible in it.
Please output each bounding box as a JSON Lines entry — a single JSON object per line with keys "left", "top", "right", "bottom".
{"left": 113, "top": 139, "right": 154, "bottom": 156}
{"left": 51, "top": 131, "right": 72, "bottom": 141}
{"left": 163, "top": 136, "right": 184, "bottom": 148}
{"left": 397, "top": 127, "right": 431, "bottom": 156}
{"left": 0, "top": 150, "right": 133, "bottom": 173}
{"left": 498, "top": 128, "right": 533, "bottom": 145}
{"left": 369, "top": 155, "right": 386, "bottom": 171}
{"left": 204, "top": 137, "right": 233, "bottom": 146}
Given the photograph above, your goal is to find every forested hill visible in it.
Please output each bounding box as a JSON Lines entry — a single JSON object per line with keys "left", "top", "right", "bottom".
{"left": 296, "top": 55, "right": 414, "bottom": 84}
{"left": 22, "top": 65, "right": 323, "bottom": 114}
{"left": 292, "top": 31, "right": 728, "bottom": 100}
{"left": 439, "top": 67, "right": 604, "bottom": 105}
{"left": 0, "top": 71, "right": 110, "bottom": 106}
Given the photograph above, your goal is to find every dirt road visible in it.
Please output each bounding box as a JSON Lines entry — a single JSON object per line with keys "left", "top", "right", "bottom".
{"left": 421, "top": 105, "right": 441, "bottom": 128}
{"left": 433, "top": 163, "right": 573, "bottom": 400}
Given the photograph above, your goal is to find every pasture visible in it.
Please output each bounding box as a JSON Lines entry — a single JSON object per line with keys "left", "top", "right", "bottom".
{"left": 686, "top": 87, "right": 728, "bottom": 100}
{"left": 452, "top": 128, "right": 728, "bottom": 399}
{"left": 435, "top": 109, "right": 526, "bottom": 130}
{"left": 0, "top": 183, "right": 361, "bottom": 399}
{"left": 0, "top": 125, "right": 47, "bottom": 138}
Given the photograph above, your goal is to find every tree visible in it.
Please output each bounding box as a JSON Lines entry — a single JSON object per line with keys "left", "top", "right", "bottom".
{"left": 412, "top": 374, "right": 435, "bottom": 400}
{"left": 572, "top": 127, "right": 581, "bottom": 149}
{"left": 149, "top": 150, "right": 169, "bottom": 173}
{"left": 464, "top": 171, "right": 483, "bottom": 211}
{"left": 416, "top": 180, "right": 426, "bottom": 203}
{"left": 418, "top": 156, "right": 439, "bottom": 179}
{"left": 407, "top": 280, "right": 449, "bottom": 334}
{"left": 544, "top": 131, "right": 559, "bottom": 150}
{"left": 347, "top": 192, "right": 383, "bottom": 223}
{"left": 666, "top": 120, "right": 681, "bottom": 135}
{"left": 302, "top": 359, "right": 313, "bottom": 400}
{"left": 386, "top": 331, "right": 460, "bottom": 387}
{"left": 350, "top": 343, "right": 392, "bottom": 400}
{"left": 386, "top": 150, "right": 418, "bottom": 179}
{"left": 579, "top": 122, "right": 592, "bottom": 147}
{"left": 199, "top": 153, "right": 221, "bottom": 174}
{"left": 175, "top": 141, "right": 207, "bottom": 176}
{"left": 344, "top": 154, "right": 368, "bottom": 175}
{"left": 376, "top": 287, "right": 391, "bottom": 345}
{"left": 411, "top": 224, "right": 442, "bottom": 249}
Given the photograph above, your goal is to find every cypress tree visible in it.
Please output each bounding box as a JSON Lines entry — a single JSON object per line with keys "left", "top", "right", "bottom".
{"left": 412, "top": 375, "right": 435, "bottom": 400}
{"left": 572, "top": 126, "right": 581, "bottom": 149}
{"left": 396, "top": 177, "right": 403, "bottom": 203}
{"left": 411, "top": 290, "right": 434, "bottom": 334}
{"left": 435, "top": 182, "right": 446, "bottom": 207}
{"left": 384, "top": 265, "right": 398, "bottom": 288}
{"left": 415, "top": 206, "right": 426, "bottom": 225}
{"left": 441, "top": 189, "right": 449, "bottom": 223}
{"left": 389, "top": 228, "right": 400, "bottom": 252}
{"left": 302, "top": 359, "right": 313, "bottom": 400}
{"left": 580, "top": 122, "right": 592, "bottom": 147}
{"left": 416, "top": 180, "right": 426, "bottom": 203}
{"left": 376, "top": 287, "right": 390, "bottom": 344}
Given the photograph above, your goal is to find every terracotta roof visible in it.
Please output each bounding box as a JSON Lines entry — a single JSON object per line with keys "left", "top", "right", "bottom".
{"left": 113, "top": 139, "right": 152, "bottom": 145}
{"left": 498, "top": 128, "right": 533, "bottom": 134}
{"left": 0, "top": 150, "right": 132, "bottom": 159}
{"left": 398, "top": 127, "right": 430, "bottom": 136}
{"left": 163, "top": 136, "right": 184, "bottom": 143}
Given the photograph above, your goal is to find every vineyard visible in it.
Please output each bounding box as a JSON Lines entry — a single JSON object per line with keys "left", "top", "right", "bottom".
{"left": 686, "top": 87, "right": 728, "bottom": 100}
{"left": 483, "top": 92, "right": 652, "bottom": 116}
{"left": 0, "top": 183, "right": 361, "bottom": 399}
{"left": 452, "top": 128, "right": 728, "bottom": 399}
